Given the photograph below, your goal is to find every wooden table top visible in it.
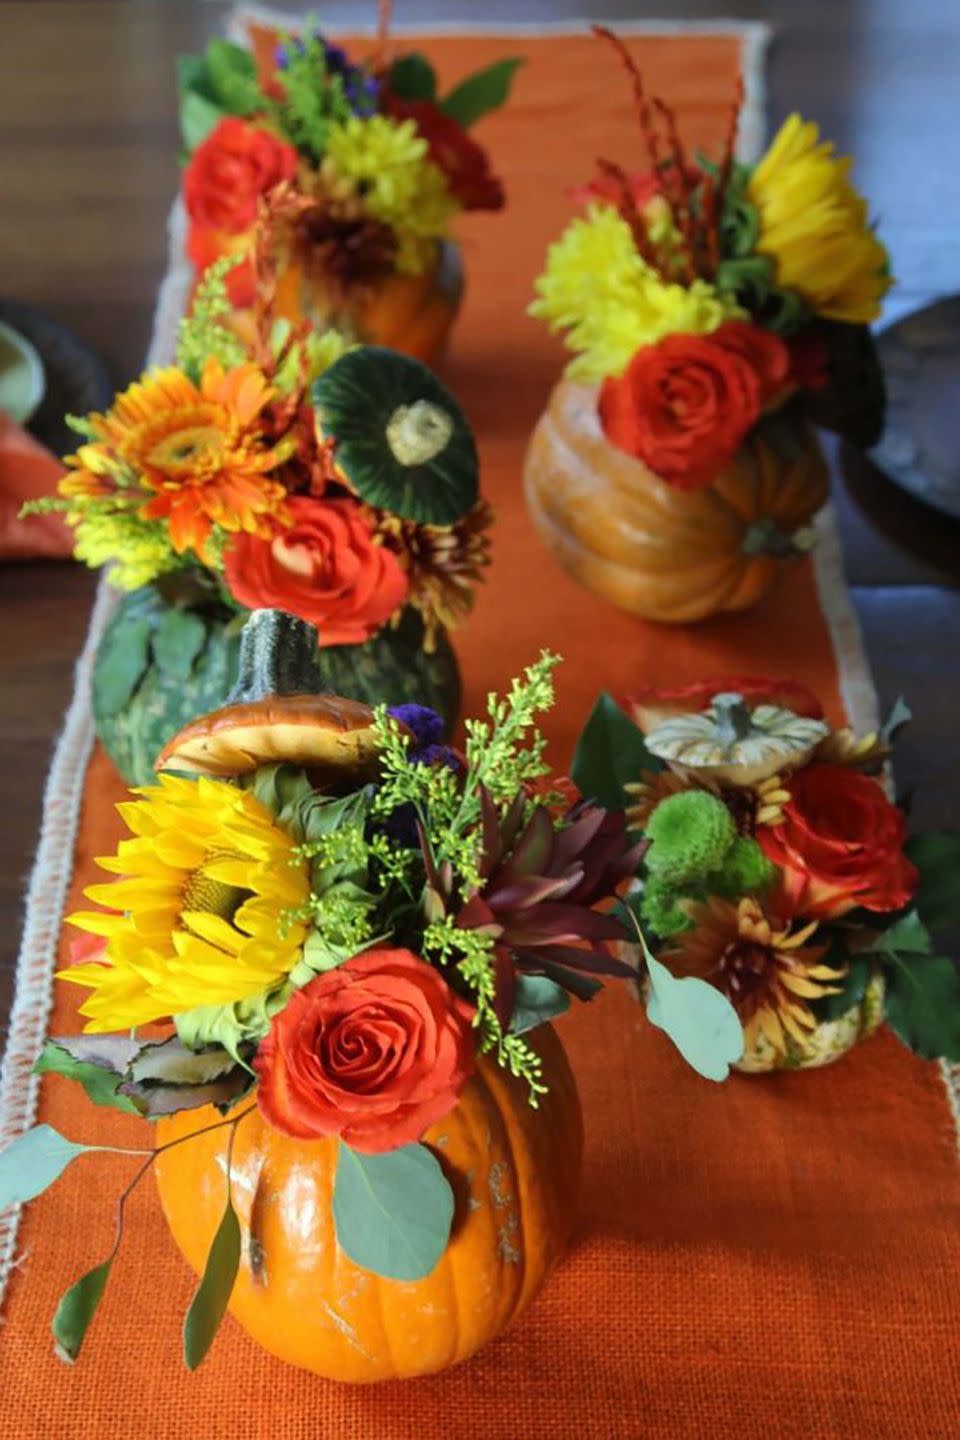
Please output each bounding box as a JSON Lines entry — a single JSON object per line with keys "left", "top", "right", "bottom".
{"left": 1, "top": 0, "right": 958, "bottom": 1044}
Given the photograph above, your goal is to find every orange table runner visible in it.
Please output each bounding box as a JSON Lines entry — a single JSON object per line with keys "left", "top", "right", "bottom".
{"left": 2, "top": 20, "right": 959, "bottom": 1440}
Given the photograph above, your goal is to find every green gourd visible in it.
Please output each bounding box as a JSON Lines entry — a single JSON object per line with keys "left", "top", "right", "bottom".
{"left": 92, "top": 584, "right": 461, "bottom": 786}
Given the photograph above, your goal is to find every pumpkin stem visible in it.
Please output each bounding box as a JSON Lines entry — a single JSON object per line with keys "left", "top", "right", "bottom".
{"left": 711, "top": 692, "right": 753, "bottom": 748}
{"left": 386, "top": 399, "right": 454, "bottom": 466}
{"left": 227, "top": 608, "right": 327, "bottom": 704}
{"left": 741, "top": 518, "right": 817, "bottom": 558}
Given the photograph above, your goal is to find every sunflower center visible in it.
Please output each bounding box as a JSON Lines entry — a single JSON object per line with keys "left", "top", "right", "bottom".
{"left": 181, "top": 851, "right": 251, "bottom": 926}
{"left": 385, "top": 400, "right": 453, "bottom": 466}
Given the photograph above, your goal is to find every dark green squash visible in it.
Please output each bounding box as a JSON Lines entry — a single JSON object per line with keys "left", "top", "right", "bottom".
{"left": 93, "top": 585, "right": 461, "bottom": 786}
{"left": 312, "top": 346, "right": 478, "bottom": 525}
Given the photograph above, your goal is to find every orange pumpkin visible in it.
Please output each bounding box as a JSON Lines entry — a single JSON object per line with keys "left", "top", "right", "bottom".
{"left": 275, "top": 240, "right": 463, "bottom": 363}
{"left": 524, "top": 380, "right": 829, "bottom": 624}
{"left": 199, "top": 238, "right": 463, "bottom": 366}
{"left": 155, "top": 1024, "right": 582, "bottom": 1382}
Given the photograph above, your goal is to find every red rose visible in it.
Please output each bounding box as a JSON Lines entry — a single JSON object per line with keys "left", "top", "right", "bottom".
{"left": 625, "top": 675, "right": 824, "bottom": 731}
{"left": 254, "top": 949, "right": 476, "bottom": 1153}
{"left": 183, "top": 116, "right": 298, "bottom": 233}
{"left": 757, "top": 764, "right": 918, "bottom": 919}
{"left": 598, "top": 321, "right": 790, "bottom": 491}
{"left": 224, "top": 496, "right": 409, "bottom": 646}
{"left": 385, "top": 96, "right": 505, "bottom": 211}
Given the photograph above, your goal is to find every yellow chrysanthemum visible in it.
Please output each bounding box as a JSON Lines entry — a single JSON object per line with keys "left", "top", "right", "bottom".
{"left": 530, "top": 205, "right": 743, "bottom": 382}
{"left": 748, "top": 114, "right": 892, "bottom": 323}
{"left": 61, "top": 773, "right": 311, "bottom": 1032}
{"left": 324, "top": 115, "right": 457, "bottom": 274}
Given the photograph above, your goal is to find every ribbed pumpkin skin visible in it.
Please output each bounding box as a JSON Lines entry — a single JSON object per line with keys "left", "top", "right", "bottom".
{"left": 524, "top": 381, "right": 829, "bottom": 624}
{"left": 155, "top": 1025, "right": 582, "bottom": 1382}
{"left": 272, "top": 241, "right": 464, "bottom": 366}
{"left": 93, "top": 588, "right": 461, "bottom": 786}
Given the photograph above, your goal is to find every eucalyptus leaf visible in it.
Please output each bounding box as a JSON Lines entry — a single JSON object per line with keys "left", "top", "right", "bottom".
{"left": 34, "top": 1041, "right": 140, "bottom": 1116}
{"left": 510, "top": 975, "right": 571, "bottom": 1035}
{"left": 91, "top": 616, "right": 151, "bottom": 717}
{"left": 644, "top": 948, "right": 743, "bottom": 1081}
{"left": 905, "top": 832, "right": 960, "bottom": 934}
{"left": 571, "top": 692, "right": 661, "bottom": 813}
{"left": 333, "top": 1141, "right": 454, "bottom": 1281}
{"left": 389, "top": 52, "right": 437, "bottom": 101}
{"left": 439, "top": 57, "right": 524, "bottom": 128}
{"left": 52, "top": 1258, "right": 113, "bottom": 1362}
{"left": 883, "top": 954, "right": 960, "bottom": 1060}
{"left": 152, "top": 608, "right": 208, "bottom": 680}
{"left": 183, "top": 1196, "right": 241, "bottom": 1370}
{"left": 180, "top": 89, "right": 228, "bottom": 151}
{"left": 0, "top": 1125, "right": 93, "bottom": 1209}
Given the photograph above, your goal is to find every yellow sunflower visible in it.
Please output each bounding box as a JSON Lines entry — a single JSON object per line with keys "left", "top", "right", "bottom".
{"left": 63, "top": 357, "right": 293, "bottom": 563}
{"left": 662, "top": 895, "right": 844, "bottom": 1057}
{"left": 61, "top": 773, "right": 310, "bottom": 1032}
{"left": 748, "top": 114, "right": 892, "bottom": 323}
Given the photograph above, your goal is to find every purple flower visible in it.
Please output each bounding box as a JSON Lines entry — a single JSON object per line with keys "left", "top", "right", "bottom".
{"left": 388, "top": 704, "right": 446, "bottom": 752}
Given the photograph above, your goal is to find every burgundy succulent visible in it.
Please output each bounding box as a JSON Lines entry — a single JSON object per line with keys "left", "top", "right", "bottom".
{"left": 450, "top": 789, "right": 644, "bottom": 1024}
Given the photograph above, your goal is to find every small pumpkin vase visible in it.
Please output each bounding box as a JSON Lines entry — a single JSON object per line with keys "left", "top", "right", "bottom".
{"left": 736, "top": 969, "right": 886, "bottom": 1074}
{"left": 220, "top": 240, "right": 464, "bottom": 367}
{"left": 523, "top": 381, "right": 829, "bottom": 624}
{"left": 155, "top": 1024, "right": 583, "bottom": 1382}
{"left": 93, "top": 586, "right": 461, "bottom": 786}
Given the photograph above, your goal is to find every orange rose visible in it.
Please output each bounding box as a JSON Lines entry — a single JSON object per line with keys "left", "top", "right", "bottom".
{"left": 185, "top": 226, "right": 256, "bottom": 307}
{"left": 254, "top": 949, "right": 476, "bottom": 1153}
{"left": 598, "top": 321, "right": 790, "bottom": 491}
{"left": 757, "top": 764, "right": 918, "bottom": 919}
{"left": 224, "top": 496, "right": 409, "bottom": 646}
{"left": 183, "top": 116, "right": 298, "bottom": 233}
{"left": 625, "top": 675, "right": 824, "bottom": 731}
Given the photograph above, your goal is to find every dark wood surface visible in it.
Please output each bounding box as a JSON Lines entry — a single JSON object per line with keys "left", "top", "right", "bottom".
{"left": 1, "top": 0, "right": 958, "bottom": 1046}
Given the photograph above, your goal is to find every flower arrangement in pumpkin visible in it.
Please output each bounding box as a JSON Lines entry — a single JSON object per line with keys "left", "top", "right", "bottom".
{"left": 178, "top": 7, "right": 520, "bottom": 354}
{"left": 529, "top": 26, "right": 889, "bottom": 501}
{"left": 572, "top": 679, "right": 960, "bottom": 1073}
{"left": 26, "top": 243, "right": 490, "bottom": 659}
{"left": 0, "top": 623, "right": 741, "bottom": 1374}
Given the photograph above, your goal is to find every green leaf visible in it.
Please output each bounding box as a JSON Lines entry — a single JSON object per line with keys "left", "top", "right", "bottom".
{"left": 872, "top": 909, "right": 933, "bottom": 960}
{"left": 905, "top": 832, "right": 960, "bottom": 933}
{"left": 0, "top": 1125, "right": 93, "bottom": 1208}
{"left": 152, "top": 608, "right": 208, "bottom": 680}
{"left": 571, "top": 692, "right": 661, "bottom": 812}
{"left": 34, "top": 1040, "right": 140, "bottom": 1116}
{"left": 439, "top": 58, "right": 524, "bottom": 128}
{"left": 183, "top": 1195, "right": 241, "bottom": 1370}
{"left": 510, "top": 975, "right": 571, "bottom": 1035}
{"left": 643, "top": 941, "right": 743, "bottom": 1082}
{"left": 176, "top": 53, "right": 213, "bottom": 103}
{"left": 204, "top": 39, "right": 260, "bottom": 115}
{"left": 333, "top": 1141, "right": 454, "bottom": 1281}
{"left": 91, "top": 616, "right": 151, "bottom": 716}
{"left": 313, "top": 347, "right": 479, "bottom": 526}
{"left": 52, "top": 1258, "right": 113, "bottom": 1362}
{"left": 389, "top": 53, "right": 437, "bottom": 102}
{"left": 180, "top": 88, "right": 228, "bottom": 151}
{"left": 811, "top": 951, "right": 871, "bottom": 1022}
{"left": 883, "top": 954, "right": 960, "bottom": 1060}
{"left": 127, "top": 1036, "right": 237, "bottom": 1087}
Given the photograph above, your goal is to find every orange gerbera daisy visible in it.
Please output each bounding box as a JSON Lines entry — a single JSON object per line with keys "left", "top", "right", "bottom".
{"left": 65, "top": 357, "right": 293, "bottom": 560}
{"left": 662, "top": 895, "right": 844, "bottom": 1057}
